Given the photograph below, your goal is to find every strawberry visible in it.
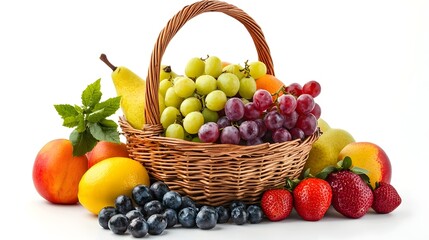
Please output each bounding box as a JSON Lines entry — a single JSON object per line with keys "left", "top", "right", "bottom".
{"left": 260, "top": 189, "right": 293, "bottom": 221}
{"left": 293, "top": 177, "right": 332, "bottom": 221}
{"left": 318, "top": 156, "right": 373, "bottom": 219}
{"left": 372, "top": 182, "right": 402, "bottom": 214}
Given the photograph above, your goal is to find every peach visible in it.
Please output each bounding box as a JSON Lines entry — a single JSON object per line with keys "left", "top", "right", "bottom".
{"left": 86, "top": 141, "right": 129, "bottom": 168}
{"left": 338, "top": 142, "right": 392, "bottom": 188}
{"left": 32, "top": 139, "right": 88, "bottom": 204}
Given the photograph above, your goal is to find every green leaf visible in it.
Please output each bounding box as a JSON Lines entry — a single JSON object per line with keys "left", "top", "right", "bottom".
{"left": 87, "top": 96, "right": 121, "bottom": 123}
{"left": 352, "top": 166, "right": 369, "bottom": 175}
{"left": 88, "top": 122, "right": 120, "bottom": 143}
{"left": 54, "top": 104, "right": 79, "bottom": 119}
{"left": 62, "top": 115, "right": 81, "bottom": 128}
{"left": 316, "top": 165, "right": 337, "bottom": 179}
{"left": 341, "top": 156, "right": 352, "bottom": 170}
{"left": 75, "top": 113, "right": 86, "bottom": 133}
{"left": 69, "top": 129, "right": 98, "bottom": 156}
{"left": 81, "top": 79, "right": 102, "bottom": 109}
{"left": 99, "top": 119, "right": 118, "bottom": 128}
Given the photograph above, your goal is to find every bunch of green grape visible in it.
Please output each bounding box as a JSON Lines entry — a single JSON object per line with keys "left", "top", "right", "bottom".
{"left": 158, "top": 55, "right": 267, "bottom": 141}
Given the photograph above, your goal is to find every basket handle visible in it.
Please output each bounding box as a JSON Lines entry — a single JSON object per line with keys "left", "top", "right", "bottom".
{"left": 145, "top": 0, "right": 274, "bottom": 125}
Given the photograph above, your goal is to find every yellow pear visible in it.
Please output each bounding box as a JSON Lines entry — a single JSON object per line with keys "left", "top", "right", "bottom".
{"left": 100, "top": 54, "right": 146, "bottom": 130}
{"left": 304, "top": 119, "right": 355, "bottom": 176}
{"left": 317, "top": 118, "right": 331, "bottom": 133}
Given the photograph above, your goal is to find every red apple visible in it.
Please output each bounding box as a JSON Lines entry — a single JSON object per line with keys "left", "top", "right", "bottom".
{"left": 338, "top": 142, "right": 392, "bottom": 188}
{"left": 33, "top": 139, "right": 88, "bottom": 204}
{"left": 86, "top": 141, "right": 129, "bottom": 168}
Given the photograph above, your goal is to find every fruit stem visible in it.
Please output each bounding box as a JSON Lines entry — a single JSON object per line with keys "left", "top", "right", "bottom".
{"left": 100, "top": 53, "right": 117, "bottom": 71}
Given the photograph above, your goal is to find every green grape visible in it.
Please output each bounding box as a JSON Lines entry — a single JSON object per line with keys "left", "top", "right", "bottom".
{"left": 160, "top": 106, "right": 181, "bottom": 129}
{"left": 159, "top": 79, "right": 173, "bottom": 97}
{"left": 192, "top": 137, "right": 201, "bottom": 142}
{"left": 180, "top": 97, "right": 202, "bottom": 117}
{"left": 164, "top": 87, "right": 184, "bottom": 108}
{"left": 160, "top": 65, "right": 174, "bottom": 81}
{"left": 195, "top": 75, "right": 217, "bottom": 95}
{"left": 183, "top": 111, "right": 204, "bottom": 134}
{"left": 239, "top": 76, "right": 257, "bottom": 99}
{"left": 217, "top": 73, "right": 240, "bottom": 97}
{"left": 174, "top": 76, "right": 196, "bottom": 98}
{"left": 159, "top": 93, "right": 166, "bottom": 114}
{"left": 185, "top": 57, "right": 205, "bottom": 79}
{"left": 204, "top": 55, "right": 222, "bottom": 78}
{"left": 205, "top": 90, "right": 227, "bottom": 111}
{"left": 165, "top": 123, "right": 185, "bottom": 140}
{"left": 202, "top": 107, "right": 219, "bottom": 123}
{"left": 248, "top": 61, "right": 267, "bottom": 79}
{"left": 222, "top": 63, "right": 245, "bottom": 79}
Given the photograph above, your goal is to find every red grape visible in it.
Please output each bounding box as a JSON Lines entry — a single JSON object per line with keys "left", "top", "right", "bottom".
{"left": 289, "top": 127, "right": 305, "bottom": 140}
{"left": 277, "top": 94, "right": 297, "bottom": 115}
{"left": 217, "top": 116, "right": 231, "bottom": 129}
{"left": 253, "top": 89, "right": 273, "bottom": 111}
{"left": 244, "top": 102, "right": 262, "bottom": 120}
{"left": 310, "top": 102, "right": 321, "bottom": 119}
{"left": 296, "top": 94, "right": 315, "bottom": 114}
{"left": 282, "top": 111, "right": 299, "bottom": 130}
{"left": 220, "top": 126, "right": 240, "bottom": 144}
{"left": 272, "top": 128, "right": 292, "bottom": 143}
{"left": 254, "top": 118, "right": 267, "bottom": 138}
{"left": 285, "top": 83, "right": 302, "bottom": 97}
{"left": 302, "top": 80, "right": 321, "bottom": 98}
{"left": 295, "top": 113, "right": 317, "bottom": 136}
{"left": 198, "top": 122, "right": 219, "bottom": 143}
{"left": 225, "top": 97, "right": 245, "bottom": 121}
{"left": 239, "top": 120, "right": 259, "bottom": 140}
{"left": 263, "top": 111, "right": 285, "bottom": 131}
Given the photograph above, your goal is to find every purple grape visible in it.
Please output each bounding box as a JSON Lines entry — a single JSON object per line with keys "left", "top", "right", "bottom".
{"left": 296, "top": 94, "right": 315, "bottom": 114}
{"left": 217, "top": 116, "right": 231, "bottom": 129}
{"left": 239, "top": 120, "right": 259, "bottom": 141}
{"left": 289, "top": 127, "right": 305, "bottom": 140}
{"left": 253, "top": 89, "right": 273, "bottom": 111}
{"left": 263, "top": 111, "right": 285, "bottom": 131}
{"left": 272, "top": 128, "right": 292, "bottom": 143}
{"left": 282, "top": 111, "right": 299, "bottom": 130}
{"left": 278, "top": 94, "right": 297, "bottom": 115}
{"left": 225, "top": 97, "right": 245, "bottom": 121}
{"left": 254, "top": 118, "right": 267, "bottom": 138}
{"left": 244, "top": 102, "right": 261, "bottom": 120}
{"left": 220, "top": 126, "right": 240, "bottom": 144}
{"left": 295, "top": 113, "right": 317, "bottom": 136}
{"left": 198, "top": 122, "right": 220, "bottom": 143}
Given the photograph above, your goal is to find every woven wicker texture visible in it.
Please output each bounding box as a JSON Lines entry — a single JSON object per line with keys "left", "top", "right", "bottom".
{"left": 120, "top": 0, "right": 320, "bottom": 206}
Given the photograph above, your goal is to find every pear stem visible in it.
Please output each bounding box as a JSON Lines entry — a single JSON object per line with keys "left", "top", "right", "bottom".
{"left": 99, "top": 53, "right": 117, "bottom": 71}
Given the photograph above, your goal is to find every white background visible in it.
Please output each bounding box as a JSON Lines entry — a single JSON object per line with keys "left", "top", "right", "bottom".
{"left": 1, "top": 0, "right": 428, "bottom": 239}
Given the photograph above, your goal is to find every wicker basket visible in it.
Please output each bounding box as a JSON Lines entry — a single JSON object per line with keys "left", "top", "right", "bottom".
{"left": 119, "top": 0, "right": 321, "bottom": 206}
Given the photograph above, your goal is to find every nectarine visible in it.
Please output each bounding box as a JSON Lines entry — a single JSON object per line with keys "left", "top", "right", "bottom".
{"left": 86, "top": 141, "right": 129, "bottom": 168}
{"left": 32, "top": 139, "right": 88, "bottom": 204}
{"left": 338, "top": 142, "right": 392, "bottom": 188}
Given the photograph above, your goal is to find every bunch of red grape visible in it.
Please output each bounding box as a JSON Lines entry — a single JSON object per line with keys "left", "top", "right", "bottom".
{"left": 198, "top": 80, "right": 321, "bottom": 145}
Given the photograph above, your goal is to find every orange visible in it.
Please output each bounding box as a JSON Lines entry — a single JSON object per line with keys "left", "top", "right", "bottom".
{"left": 255, "top": 74, "right": 285, "bottom": 100}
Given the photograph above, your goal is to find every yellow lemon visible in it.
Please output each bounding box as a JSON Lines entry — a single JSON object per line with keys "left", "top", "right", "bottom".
{"left": 78, "top": 157, "right": 150, "bottom": 215}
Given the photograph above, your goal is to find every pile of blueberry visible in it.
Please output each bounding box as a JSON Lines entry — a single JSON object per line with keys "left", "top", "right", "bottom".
{"left": 98, "top": 181, "right": 264, "bottom": 238}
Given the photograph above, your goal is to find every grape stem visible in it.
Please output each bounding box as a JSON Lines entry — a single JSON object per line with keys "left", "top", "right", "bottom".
{"left": 99, "top": 53, "right": 117, "bottom": 72}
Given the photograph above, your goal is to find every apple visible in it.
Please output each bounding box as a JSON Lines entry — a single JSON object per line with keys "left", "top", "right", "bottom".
{"left": 338, "top": 142, "right": 392, "bottom": 188}
{"left": 86, "top": 141, "right": 129, "bottom": 168}
{"left": 33, "top": 139, "right": 88, "bottom": 204}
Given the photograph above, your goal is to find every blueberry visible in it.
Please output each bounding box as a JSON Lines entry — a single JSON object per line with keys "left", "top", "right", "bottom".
{"left": 144, "top": 200, "right": 163, "bottom": 217}
{"left": 98, "top": 206, "right": 118, "bottom": 229}
{"left": 180, "top": 196, "right": 197, "bottom": 209}
{"left": 163, "top": 191, "right": 182, "bottom": 210}
{"left": 247, "top": 205, "right": 263, "bottom": 224}
{"left": 230, "top": 201, "right": 246, "bottom": 210}
{"left": 163, "top": 208, "right": 178, "bottom": 228}
{"left": 199, "top": 206, "right": 218, "bottom": 221}
{"left": 115, "top": 195, "right": 134, "bottom": 214}
{"left": 128, "top": 218, "right": 149, "bottom": 238}
{"left": 178, "top": 207, "right": 197, "bottom": 228}
{"left": 125, "top": 209, "right": 144, "bottom": 222}
{"left": 150, "top": 181, "right": 170, "bottom": 201}
{"left": 132, "top": 184, "right": 153, "bottom": 206}
{"left": 147, "top": 214, "right": 167, "bottom": 235}
{"left": 196, "top": 207, "right": 217, "bottom": 230}
{"left": 108, "top": 214, "right": 129, "bottom": 235}
{"left": 231, "top": 207, "right": 248, "bottom": 225}
{"left": 215, "top": 206, "right": 230, "bottom": 224}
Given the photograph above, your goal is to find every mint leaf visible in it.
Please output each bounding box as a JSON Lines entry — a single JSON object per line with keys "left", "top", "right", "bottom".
{"left": 88, "top": 122, "right": 120, "bottom": 143}
{"left": 87, "top": 96, "right": 121, "bottom": 123}
{"left": 81, "top": 78, "right": 102, "bottom": 109}
{"left": 69, "top": 129, "right": 98, "bottom": 156}
{"left": 55, "top": 79, "right": 122, "bottom": 156}
{"left": 54, "top": 104, "right": 79, "bottom": 118}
